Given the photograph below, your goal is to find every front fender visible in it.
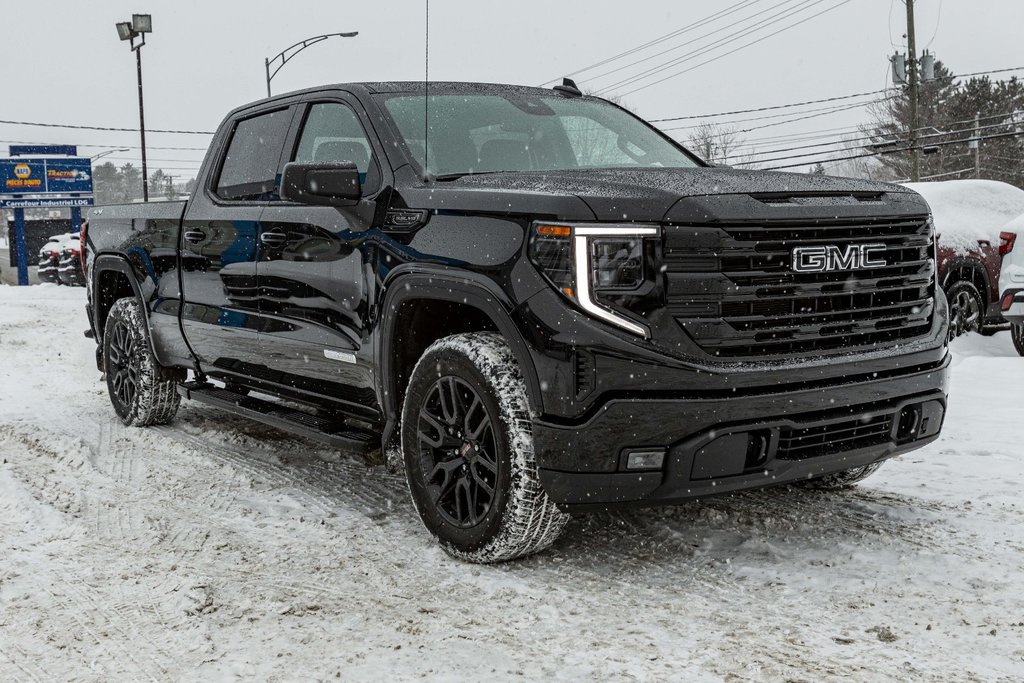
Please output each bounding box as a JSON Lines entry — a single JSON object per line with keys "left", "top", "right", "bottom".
{"left": 376, "top": 266, "right": 544, "bottom": 452}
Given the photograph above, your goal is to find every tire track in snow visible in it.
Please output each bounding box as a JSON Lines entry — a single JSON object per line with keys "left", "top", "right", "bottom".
{"left": 153, "top": 405, "right": 411, "bottom": 522}
{"left": 0, "top": 644, "right": 48, "bottom": 683}
{"left": 0, "top": 424, "right": 200, "bottom": 680}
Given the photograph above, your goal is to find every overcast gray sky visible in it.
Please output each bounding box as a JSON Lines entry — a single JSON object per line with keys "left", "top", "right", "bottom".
{"left": 3, "top": 0, "right": 1023, "bottom": 177}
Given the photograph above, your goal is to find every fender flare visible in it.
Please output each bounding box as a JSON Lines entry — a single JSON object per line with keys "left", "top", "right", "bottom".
{"left": 376, "top": 267, "right": 543, "bottom": 451}
{"left": 940, "top": 256, "right": 989, "bottom": 299}
{"left": 91, "top": 253, "right": 158, "bottom": 353}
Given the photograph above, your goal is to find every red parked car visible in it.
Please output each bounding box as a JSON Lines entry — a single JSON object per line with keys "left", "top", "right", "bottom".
{"left": 57, "top": 232, "right": 85, "bottom": 287}
{"left": 905, "top": 180, "right": 1024, "bottom": 338}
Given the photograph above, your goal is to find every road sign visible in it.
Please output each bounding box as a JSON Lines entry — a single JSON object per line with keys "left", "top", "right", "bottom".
{"left": 8, "top": 144, "right": 78, "bottom": 157}
{"left": 1, "top": 157, "right": 93, "bottom": 194}
{"left": 1, "top": 197, "right": 95, "bottom": 209}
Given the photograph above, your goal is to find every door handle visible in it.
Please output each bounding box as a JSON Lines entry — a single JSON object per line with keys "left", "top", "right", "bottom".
{"left": 183, "top": 229, "right": 206, "bottom": 244}
{"left": 260, "top": 229, "right": 288, "bottom": 246}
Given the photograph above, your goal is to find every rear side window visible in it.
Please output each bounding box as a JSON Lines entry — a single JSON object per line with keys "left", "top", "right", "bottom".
{"left": 216, "top": 108, "right": 292, "bottom": 201}
{"left": 293, "top": 102, "right": 380, "bottom": 194}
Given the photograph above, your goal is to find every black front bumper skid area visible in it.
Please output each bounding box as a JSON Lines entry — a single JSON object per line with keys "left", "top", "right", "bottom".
{"left": 533, "top": 357, "right": 950, "bottom": 509}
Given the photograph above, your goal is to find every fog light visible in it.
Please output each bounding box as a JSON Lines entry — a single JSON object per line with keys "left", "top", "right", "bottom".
{"left": 625, "top": 449, "right": 665, "bottom": 471}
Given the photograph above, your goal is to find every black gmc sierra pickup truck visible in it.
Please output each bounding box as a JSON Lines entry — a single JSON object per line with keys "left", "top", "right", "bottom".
{"left": 85, "top": 80, "right": 950, "bottom": 562}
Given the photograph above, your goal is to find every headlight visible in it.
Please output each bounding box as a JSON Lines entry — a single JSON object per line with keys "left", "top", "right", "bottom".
{"left": 528, "top": 222, "right": 659, "bottom": 337}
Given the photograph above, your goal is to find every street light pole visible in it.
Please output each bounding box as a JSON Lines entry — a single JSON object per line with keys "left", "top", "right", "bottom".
{"left": 90, "top": 148, "right": 131, "bottom": 161}
{"left": 265, "top": 32, "right": 358, "bottom": 97}
{"left": 136, "top": 41, "right": 149, "bottom": 201}
{"left": 115, "top": 14, "right": 153, "bottom": 201}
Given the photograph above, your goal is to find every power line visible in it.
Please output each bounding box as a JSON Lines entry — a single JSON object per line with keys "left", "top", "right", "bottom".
{"left": 736, "top": 115, "right": 1024, "bottom": 166}
{"left": 646, "top": 65, "right": 1024, "bottom": 122}
{"left": 538, "top": 0, "right": 766, "bottom": 86}
{"left": 740, "top": 123, "right": 869, "bottom": 146}
{"left": 688, "top": 97, "right": 888, "bottom": 138}
{"left": 0, "top": 118, "right": 214, "bottom": 135}
{"left": 661, "top": 98, "right": 881, "bottom": 132}
{"left": 762, "top": 129, "right": 1024, "bottom": 170}
{"left": 730, "top": 110, "right": 1024, "bottom": 160}
{"left": 650, "top": 88, "right": 889, "bottom": 123}
{"left": 581, "top": 0, "right": 805, "bottom": 87}
{"left": 597, "top": 0, "right": 834, "bottom": 94}
{"left": 612, "top": 0, "right": 855, "bottom": 97}
{"left": 100, "top": 156, "right": 204, "bottom": 165}
{"left": 1, "top": 139, "right": 209, "bottom": 152}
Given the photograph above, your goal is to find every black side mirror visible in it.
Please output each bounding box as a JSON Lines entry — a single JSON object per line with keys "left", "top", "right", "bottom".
{"left": 280, "top": 161, "right": 361, "bottom": 205}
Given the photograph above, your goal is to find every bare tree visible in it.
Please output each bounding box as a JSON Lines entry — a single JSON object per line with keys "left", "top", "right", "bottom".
{"left": 688, "top": 122, "right": 746, "bottom": 165}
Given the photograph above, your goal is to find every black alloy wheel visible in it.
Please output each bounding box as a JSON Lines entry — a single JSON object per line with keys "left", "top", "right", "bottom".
{"left": 401, "top": 332, "right": 567, "bottom": 563}
{"left": 416, "top": 376, "right": 498, "bottom": 529}
{"left": 102, "top": 297, "right": 181, "bottom": 427}
{"left": 946, "top": 281, "right": 984, "bottom": 340}
{"left": 106, "top": 317, "right": 140, "bottom": 411}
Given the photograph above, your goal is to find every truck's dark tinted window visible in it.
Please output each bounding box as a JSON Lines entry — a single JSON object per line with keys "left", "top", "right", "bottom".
{"left": 293, "top": 103, "right": 380, "bottom": 194}
{"left": 379, "top": 94, "right": 698, "bottom": 177}
{"left": 216, "top": 108, "right": 291, "bottom": 201}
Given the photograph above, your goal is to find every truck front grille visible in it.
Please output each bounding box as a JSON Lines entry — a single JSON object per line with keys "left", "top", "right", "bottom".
{"left": 664, "top": 216, "right": 935, "bottom": 358}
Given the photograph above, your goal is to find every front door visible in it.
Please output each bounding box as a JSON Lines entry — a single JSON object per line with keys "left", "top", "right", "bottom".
{"left": 256, "top": 100, "right": 383, "bottom": 417}
{"left": 179, "top": 105, "right": 295, "bottom": 385}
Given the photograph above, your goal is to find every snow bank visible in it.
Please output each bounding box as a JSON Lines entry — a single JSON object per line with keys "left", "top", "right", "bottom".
{"left": 902, "top": 179, "right": 1024, "bottom": 254}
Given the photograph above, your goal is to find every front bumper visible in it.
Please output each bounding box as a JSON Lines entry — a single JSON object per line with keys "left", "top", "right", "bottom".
{"left": 534, "top": 354, "right": 950, "bottom": 510}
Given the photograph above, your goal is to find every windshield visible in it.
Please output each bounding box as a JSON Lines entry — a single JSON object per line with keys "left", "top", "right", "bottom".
{"left": 378, "top": 93, "right": 699, "bottom": 177}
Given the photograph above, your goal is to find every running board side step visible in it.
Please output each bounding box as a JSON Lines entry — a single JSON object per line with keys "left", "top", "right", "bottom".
{"left": 177, "top": 381, "right": 378, "bottom": 455}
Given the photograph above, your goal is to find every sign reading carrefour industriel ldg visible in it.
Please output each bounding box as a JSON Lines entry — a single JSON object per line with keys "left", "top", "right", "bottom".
{"left": 0, "top": 157, "right": 93, "bottom": 194}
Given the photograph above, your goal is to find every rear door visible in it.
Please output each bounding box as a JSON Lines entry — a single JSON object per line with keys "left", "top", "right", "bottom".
{"left": 256, "top": 98, "right": 385, "bottom": 416}
{"left": 178, "top": 105, "right": 295, "bottom": 384}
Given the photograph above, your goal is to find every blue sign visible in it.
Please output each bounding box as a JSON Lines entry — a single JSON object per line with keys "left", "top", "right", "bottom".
{"left": 9, "top": 145, "right": 78, "bottom": 157}
{"left": 1, "top": 197, "right": 95, "bottom": 209}
{"left": 1, "top": 157, "right": 93, "bottom": 195}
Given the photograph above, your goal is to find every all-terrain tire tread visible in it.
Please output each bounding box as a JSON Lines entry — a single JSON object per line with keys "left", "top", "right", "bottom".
{"left": 104, "top": 298, "right": 181, "bottom": 427}
{"left": 403, "top": 332, "right": 567, "bottom": 563}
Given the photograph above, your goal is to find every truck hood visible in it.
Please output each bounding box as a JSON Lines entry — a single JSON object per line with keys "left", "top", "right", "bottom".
{"left": 426, "top": 167, "right": 916, "bottom": 222}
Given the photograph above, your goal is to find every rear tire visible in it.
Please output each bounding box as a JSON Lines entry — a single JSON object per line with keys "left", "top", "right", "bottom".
{"left": 1012, "top": 323, "right": 1024, "bottom": 356}
{"left": 103, "top": 297, "right": 181, "bottom": 427}
{"left": 791, "top": 462, "right": 884, "bottom": 490}
{"left": 401, "top": 332, "right": 567, "bottom": 563}
{"left": 945, "top": 280, "right": 984, "bottom": 340}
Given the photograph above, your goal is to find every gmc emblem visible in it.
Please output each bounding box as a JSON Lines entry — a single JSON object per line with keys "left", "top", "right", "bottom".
{"left": 791, "top": 243, "right": 887, "bottom": 273}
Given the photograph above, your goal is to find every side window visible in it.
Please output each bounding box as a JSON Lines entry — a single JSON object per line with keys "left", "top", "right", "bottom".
{"left": 216, "top": 108, "right": 291, "bottom": 201}
{"left": 293, "top": 103, "right": 379, "bottom": 194}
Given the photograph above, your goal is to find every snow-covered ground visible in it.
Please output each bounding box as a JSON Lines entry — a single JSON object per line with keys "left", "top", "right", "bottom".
{"left": 1, "top": 285, "right": 1023, "bottom": 682}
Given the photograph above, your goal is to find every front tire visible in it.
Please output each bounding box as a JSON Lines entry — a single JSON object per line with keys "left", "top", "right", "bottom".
{"left": 791, "top": 462, "right": 884, "bottom": 490}
{"left": 401, "top": 332, "right": 567, "bottom": 563}
{"left": 103, "top": 297, "right": 181, "bottom": 426}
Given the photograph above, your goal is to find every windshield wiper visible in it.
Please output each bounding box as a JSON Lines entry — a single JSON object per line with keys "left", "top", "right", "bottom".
{"left": 432, "top": 170, "right": 515, "bottom": 181}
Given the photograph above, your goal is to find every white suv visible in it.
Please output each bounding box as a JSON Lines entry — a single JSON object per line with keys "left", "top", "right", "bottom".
{"left": 998, "top": 214, "right": 1024, "bottom": 354}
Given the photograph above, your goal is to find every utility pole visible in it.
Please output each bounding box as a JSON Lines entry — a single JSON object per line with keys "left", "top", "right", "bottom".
{"left": 972, "top": 112, "right": 981, "bottom": 178}
{"left": 906, "top": 0, "right": 920, "bottom": 182}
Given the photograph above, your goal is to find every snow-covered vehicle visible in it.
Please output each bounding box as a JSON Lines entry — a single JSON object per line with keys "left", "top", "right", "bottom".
{"left": 37, "top": 235, "right": 64, "bottom": 284}
{"left": 997, "top": 213, "right": 1024, "bottom": 355}
{"left": 56, "top": 233, "right": 84, "bottom": 287}
{"left": 904, "top": 180, "right": 1024, "bottom": 338}
{"left": 37, "top": 233, "right": 79, "bottom": 285}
